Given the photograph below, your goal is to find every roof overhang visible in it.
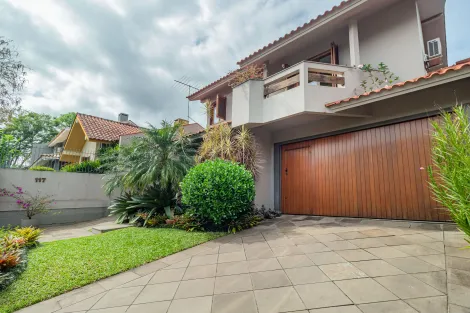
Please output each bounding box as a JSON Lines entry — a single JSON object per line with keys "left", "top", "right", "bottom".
{"left": 187, "top": 75, "right": 232, "bottom": 101}
{"left": 327, "top": 64, "right": 470, "bottom": 112}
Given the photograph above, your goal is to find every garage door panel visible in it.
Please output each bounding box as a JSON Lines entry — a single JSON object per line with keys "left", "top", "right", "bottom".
{"left": 281, "top": 117, "right": 446, "bottom": 221}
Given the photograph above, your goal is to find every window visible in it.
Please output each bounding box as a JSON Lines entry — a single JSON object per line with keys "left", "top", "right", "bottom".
{"left": 427, "top": 38, "right": 442, "bottom": 58}
{"left": 99, "top": 143, "right": 113, "bottom": 149}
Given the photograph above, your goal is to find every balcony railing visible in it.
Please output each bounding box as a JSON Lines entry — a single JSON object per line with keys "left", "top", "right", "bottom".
{"left": 232, "top": 60, "right": 363, "bottom": 127}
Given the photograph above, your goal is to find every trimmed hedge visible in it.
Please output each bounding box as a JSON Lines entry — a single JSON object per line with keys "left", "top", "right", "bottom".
{"left": 181, "top": 159, "right": 255, "bottom": 225}
{"left": 60, "top": 160, "right": 103, "bottom": 173}
{"left": 29, "top": 166, "right": 54, "bottom": 172}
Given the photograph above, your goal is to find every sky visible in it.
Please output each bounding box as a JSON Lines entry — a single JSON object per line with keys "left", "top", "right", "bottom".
{"left": 1, "top": 0, "right": 468, "bottom": 127}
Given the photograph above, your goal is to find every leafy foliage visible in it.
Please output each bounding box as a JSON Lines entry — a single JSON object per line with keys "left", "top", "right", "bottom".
{"left": 0, "top": 131, "right": 21, "bottom": 168}
{"left": 108, "top": 183, "right": 175, "bottom": 224}
{"left": 12, "top": 227, "right": 42, "bottom": 247}
{"left": 2, "top": 111, "right": 76, "bottom": 167}
{"left": 29, "top": 166, "right": 54, "bottom": 172}
{"left": 428, "top": 106, "right": 470, "bottom": 245}
{"left": 358, "top": 62, "right": 399, "bottom": 93}
{"left": 228, "top": 64, "right": 264, "bottom": 88}
{"left": 181, "top": 159, "right": 255, "bottom": 225}
{"left": 197, "top": 123, "right": 261, "bottom": 179}
{"left": 60, "top": 160, "right": 103, "bottom": 173}
{"left": 0, "top": 37, "right": 28, "bottom": 124}
{"left": 255, "top": 205, "right": 281, "bottom": 219}
{"left": 103, "top": 121, "right": 196, "bottom": 195}
{"left": 226, "top": 212, "right": 263, "bottom": 234}
{"left": 0, "top": 226, "right": 41, "bottom": 291}
{"left": 165, "top": 209, "right": 205, "bottom": 232}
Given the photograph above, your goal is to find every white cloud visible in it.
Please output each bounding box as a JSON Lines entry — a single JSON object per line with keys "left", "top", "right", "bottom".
{"left": 6, "top": 0, "right": 85, "bottom": 46}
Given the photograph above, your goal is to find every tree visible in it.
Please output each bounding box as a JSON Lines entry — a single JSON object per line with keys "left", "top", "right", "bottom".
{"left": 2, "top": 111, "right": 75, "bottom": 166}
{"left": 428, "top": 105, "right": 470, "bottom": 246}
{"left": 53, "top": 112, "right": 75, "bottom": 129}
{"left": 103, "top": 121, "right": 196, "bottom": 195}
{"left": 0, "top": 37, "right": 28, "bottom": 124}
{"left": 0, "top": 130, "right": 21, "bottom": 167}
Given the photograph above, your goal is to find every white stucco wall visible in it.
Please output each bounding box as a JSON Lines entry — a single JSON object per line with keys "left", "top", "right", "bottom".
{"left": 358, "top": 0, "right": 426, "bottom": 81}
{"left": 0, "top": 169, "right": 114, "bottom": 226}
{"left": 261, "top": 0, "right": 426, "bottom": 82}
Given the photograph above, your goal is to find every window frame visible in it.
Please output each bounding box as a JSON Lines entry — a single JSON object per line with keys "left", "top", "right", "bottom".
{"left": 427, "top": 38, "right": 442, "bottom": 58}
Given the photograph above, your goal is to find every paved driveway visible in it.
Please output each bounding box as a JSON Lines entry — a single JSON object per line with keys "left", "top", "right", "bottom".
{"left": 18, "top": 215, "right": 470, "bottom": 313}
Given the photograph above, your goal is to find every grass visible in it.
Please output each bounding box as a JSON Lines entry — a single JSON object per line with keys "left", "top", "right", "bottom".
{"left": 0, "top": 227, "right": 224, "bottom": 313}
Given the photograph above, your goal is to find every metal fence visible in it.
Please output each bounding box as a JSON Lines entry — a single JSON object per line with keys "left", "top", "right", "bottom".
{"left": 1, "top": 146, "right": 103, "bottom": 173}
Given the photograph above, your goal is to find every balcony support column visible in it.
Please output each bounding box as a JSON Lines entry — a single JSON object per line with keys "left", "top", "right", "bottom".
{"left": 349, "top": 20, "right": 361, "bottom": 66}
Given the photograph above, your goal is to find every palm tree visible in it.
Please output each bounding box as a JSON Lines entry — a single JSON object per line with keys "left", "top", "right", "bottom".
{"left": 103, "top": 121, "right": 196, "bottom": 195}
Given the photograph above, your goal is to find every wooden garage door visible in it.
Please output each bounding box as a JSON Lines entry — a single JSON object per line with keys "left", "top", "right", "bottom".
{"left": 281, "top": 117, "right": 447, "bottom": 221}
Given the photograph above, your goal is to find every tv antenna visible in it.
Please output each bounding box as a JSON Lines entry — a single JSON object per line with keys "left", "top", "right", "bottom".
{"left": 173, "top": 77, "right": 200, "bottom": 122}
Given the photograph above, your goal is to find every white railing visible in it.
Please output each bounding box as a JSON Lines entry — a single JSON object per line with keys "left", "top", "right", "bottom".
{"left": 263, "top": 61, "right": 349, "bottom": 98}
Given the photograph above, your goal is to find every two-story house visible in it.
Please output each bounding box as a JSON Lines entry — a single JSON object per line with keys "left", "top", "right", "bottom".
{"left": 60, "top": 113, "right": 141, "bottom": 163}
{"left": 188, "top": 0, "right": 470, "bottom": 221}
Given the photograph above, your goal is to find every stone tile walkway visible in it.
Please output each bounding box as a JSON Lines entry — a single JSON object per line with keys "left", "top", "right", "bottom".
{"left": 18, "top": 215, "right": 470, "bottom": 313}
{"left": 39, "top": 217, "right": 116, "bottom": 242}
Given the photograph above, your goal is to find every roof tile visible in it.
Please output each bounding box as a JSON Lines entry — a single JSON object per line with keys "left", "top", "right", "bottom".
{"left": 77, "top": 113, "right": 141, "bottom": 141}
{"left": 326, "top": 61, "right": 470, "bottom": 107}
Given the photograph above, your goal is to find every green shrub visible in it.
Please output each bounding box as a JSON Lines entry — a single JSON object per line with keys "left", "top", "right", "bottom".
{"left": 29, "top": 166, "right": 54, "bottom": 172}
{"left": 12, "top": 227, "right": 42, "bottom": 247}
{"left": 61, "top": 160, "right": 103, "bottom": 173}
{"left": 428, "top": 106, "right": 470, "bottom": 246}
{"left": 108, "top": 183, "right": 175, "bottom": 224}
{"left": 181, "top": 159, "right": 255, "bottom": 225}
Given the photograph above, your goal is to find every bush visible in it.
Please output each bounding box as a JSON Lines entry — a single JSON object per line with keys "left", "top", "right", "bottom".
{"left": 61, "top": 160, "right": 103, "bottom": 173}
{"left": 0, "top": 227, "right": 39, "bottom": 291}
{"left": 181, "top": 159, "right": 255, "bottom": 225}
{"left": 29, "top": 166, "right": 54, "bottom": 172}
{"left": 12, "top": 227, "right": 42, "bottom": 247}
{"left": 428, "top": 106, "right": 470, "bottom": 246}
{"left": 108, "top": 183, "right": 175, "bottom": 224}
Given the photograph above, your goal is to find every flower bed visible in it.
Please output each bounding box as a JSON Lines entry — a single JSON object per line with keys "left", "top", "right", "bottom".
{"left": 0, "top": 227, "right": 42, "bottom": 290}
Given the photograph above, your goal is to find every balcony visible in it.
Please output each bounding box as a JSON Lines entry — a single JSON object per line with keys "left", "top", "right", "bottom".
{"left": 231, "top": 61, "right": 364, "bottom": 127}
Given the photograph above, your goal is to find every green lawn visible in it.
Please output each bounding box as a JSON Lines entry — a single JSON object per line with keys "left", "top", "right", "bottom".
{"left": 0, "top": 227, "right": 224, "bottom": 313}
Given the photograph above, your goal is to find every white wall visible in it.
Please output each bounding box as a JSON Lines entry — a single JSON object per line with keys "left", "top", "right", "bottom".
{"left": 0, "top": 169, "right": 113, "bottom": 226}
{"left": 252, "top": 128, "right": 274, "bottom": 209}
{"left": 358, "top": 0, "right": 426, "bottom": 81}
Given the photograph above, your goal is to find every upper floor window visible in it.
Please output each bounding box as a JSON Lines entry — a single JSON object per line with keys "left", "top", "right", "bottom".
{"left": 209, "top": 95, "right": 227, "bottom": 126}
{"left": 427, "top": 38, "right": 442, "bottom": 58}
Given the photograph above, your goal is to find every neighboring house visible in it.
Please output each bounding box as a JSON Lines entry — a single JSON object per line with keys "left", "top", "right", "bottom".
{"left": 188, "top": 0, "right": 470, "bottom": 221}
{"left": 61, "top": 113, "right": 141, "bottom": 163}
{"left": 30, "top": 128, "right": 70, "bottom": 170}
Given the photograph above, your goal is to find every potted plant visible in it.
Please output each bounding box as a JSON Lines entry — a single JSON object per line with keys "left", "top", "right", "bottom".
{"left": 0, "top": 186, "right": 54, "bottom": 227}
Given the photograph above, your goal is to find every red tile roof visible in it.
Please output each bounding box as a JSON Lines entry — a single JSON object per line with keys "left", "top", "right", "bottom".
{"left": 77, "top": 113, "right": 141, "bottom": 141}
{"left": 326, "top": 61, "right": 470, "bottom": 107}
{"left": 237, "top": 0, "right": 355, "bottom": 65}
